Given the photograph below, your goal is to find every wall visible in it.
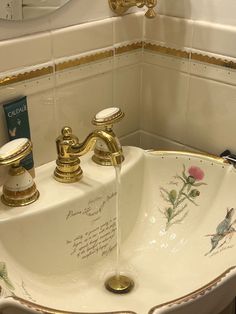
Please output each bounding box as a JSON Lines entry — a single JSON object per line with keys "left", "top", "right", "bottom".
{"left": 1, "top": 0, "right": 236, "bottom": 186}
{"left": 141, "top": 13, "right": 236, "bottom": 155}
{"left": 1, "top": 0, "right": 236, "bottom": 40}
{"left": 158, "top": 0, "right": 236, "bottom": 26}
{"left": 0, "top": 0, "right": 139, "bottom": 40}
{"left": 0, "top": 13, "right": 143, "bottom": 185}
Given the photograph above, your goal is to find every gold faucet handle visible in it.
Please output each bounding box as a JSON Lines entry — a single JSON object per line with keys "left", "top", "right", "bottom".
{"left": 91, "top": 108, "right": 124, "bottom": 166}
{"left": 0, "top": 138, "right": 39, "bottom": 207}
{"left": 92, "top": 107, "right": 125, "bottom": 128}
{"left": 54, "top": 126, "right": 82, "bottom": 183}
{"left": 56, "top": 126, "right": 79, "bottom": 159}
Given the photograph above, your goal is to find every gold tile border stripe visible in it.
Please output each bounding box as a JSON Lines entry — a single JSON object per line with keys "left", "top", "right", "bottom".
{"left": 0, "top": 66, "right": 54, "bottom": 87}
{"left": 144, "top": 42, "right": 236, "bottom": 70}
{"left": 1, "top": 41, "right": 236, "bottom": 87}
{"left": 144, "top": 42, "right": 189, "bottom": 59}
{"left": 55, "top": 50, "right": 113, "bottom": 72}
{"left": 191, "top": 52, "right": 236, "bottom": 70}
{"left": 0, "top": 42, "right": 142, "bottom": 87}
{"left": 115, "top": 41, "right": 143, "bottom": 54}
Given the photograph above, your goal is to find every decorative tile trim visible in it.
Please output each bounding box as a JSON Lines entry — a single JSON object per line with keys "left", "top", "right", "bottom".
{"left": 144, "top": 43, "right": 189, "bottom": 60}
{"left": 191, "top": 52, "right": 236, "bottom": 70}
{"left": 55, "top": 50, "right": 113, "bottom": 72}
{"left": 115, "top": 42, "right": 143, "bottom": 54}
{"left": 0, "top": 66, "right": 54, "bottom": 87}
{"left": 149, "top": 266, "right": 236, "bottom": 313}
{"left": 144, "top": 42, "right": 236, "bottom": 70}
{"left": 1, "top": 41, "right": 236, "bottom": 87}
{"left": 0, "top": 42, "right": 142, "bottom": 87}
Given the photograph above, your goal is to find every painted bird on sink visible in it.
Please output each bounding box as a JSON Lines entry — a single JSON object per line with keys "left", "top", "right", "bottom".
{"left": 205, "top": 208, "right": 236, "bottom": 256}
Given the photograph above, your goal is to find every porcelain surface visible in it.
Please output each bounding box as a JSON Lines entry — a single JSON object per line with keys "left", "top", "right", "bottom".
{"left": 0, "top": 147, "right": 236, "bottom": 314}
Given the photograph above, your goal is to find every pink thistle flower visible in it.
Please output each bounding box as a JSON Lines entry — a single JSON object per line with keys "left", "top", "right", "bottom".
{"left": 188, "top": 166, "right": 204, "bottom": 181}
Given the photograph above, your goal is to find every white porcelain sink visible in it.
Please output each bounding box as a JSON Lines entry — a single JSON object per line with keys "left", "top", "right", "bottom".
{"left": 0, "top": 147, "right": 236, "bottom": 314}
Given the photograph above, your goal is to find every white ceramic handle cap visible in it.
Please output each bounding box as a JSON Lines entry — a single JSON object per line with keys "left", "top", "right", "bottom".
{"left": 95, "top": 107, "right": 120, "bottom": 121}
{"left": 0, "top": 138, "right": 28, "bottom": 159}
{"left": 92, "top": 107, "right": 124, "bottom": 126}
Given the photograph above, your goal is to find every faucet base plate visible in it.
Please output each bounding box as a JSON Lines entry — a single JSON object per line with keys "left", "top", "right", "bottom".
{"left": 54, "top": 159, "right": 83, "bottom": 183}
{"left": 1, "top": 189, "right": 39, "bottom": 207}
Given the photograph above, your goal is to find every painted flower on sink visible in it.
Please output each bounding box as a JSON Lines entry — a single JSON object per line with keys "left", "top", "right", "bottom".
{"left": 160, "top": 165, "right": 207, "bottom": 230}
{"left": 188, "top": 166, "right": 205, "bottom": 182}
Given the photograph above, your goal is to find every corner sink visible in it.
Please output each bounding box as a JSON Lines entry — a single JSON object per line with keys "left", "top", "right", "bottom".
{"left": 0, "top": 147, "right": 236, "bottom": 314}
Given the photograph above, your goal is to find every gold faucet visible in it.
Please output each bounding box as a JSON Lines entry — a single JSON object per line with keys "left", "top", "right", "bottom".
{"left": 54, "top": 108, "right": 125, "bottom": 183}
{"left": 109, "top": 0, "right": 157, "bottom": 18}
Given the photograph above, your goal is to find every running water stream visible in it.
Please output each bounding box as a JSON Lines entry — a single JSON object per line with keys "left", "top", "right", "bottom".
{"left": 115, "top": 164, "right": 121, "bottom": 279}
{"left": 104, "top": 164, "right": 134, "bottom": 294}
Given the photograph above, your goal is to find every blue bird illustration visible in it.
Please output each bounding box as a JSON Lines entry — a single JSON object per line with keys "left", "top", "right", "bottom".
{"left": 205, "top": 208, "right": 236, "bottom": 256}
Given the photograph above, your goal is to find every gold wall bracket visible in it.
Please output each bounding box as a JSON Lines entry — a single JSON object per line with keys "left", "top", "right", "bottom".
{"left": 108, "top": 0, "right": 157, "bottom": 18}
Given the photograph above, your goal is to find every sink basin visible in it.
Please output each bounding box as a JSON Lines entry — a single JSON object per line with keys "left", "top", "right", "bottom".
{"left": 0, "top": 147, "right": 236, "bottom": 314}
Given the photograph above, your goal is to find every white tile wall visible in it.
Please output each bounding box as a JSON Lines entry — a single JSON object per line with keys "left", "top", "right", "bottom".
{"left": 0, "top": 13, "right": 143, "bottom": 187}
{"left": 114, "top": 12, "right": 143, "bottom": 44}
{"left": 192, "top": 22, "right": 236, "bottom": 58}
{"left": 0, "top": 32, "right": 52, "bottom": 73}
{"left": 55, "top": 72, "right": 114, "bottom": 139}
{"left": 185, "top": 76, "right": 236, "bottom": 155}
{"left": 113, "top": 64, "right": 141, "bottom": 137}
{"left": 145, "top": 15, "right": 194, "bottom": 49}
{"left": 51, "top": 18, "right": 114, "bottom": 59}
{"left": 141, "top": 14, "right": 236, "bottom": 157}
{"left": 141, "top": 63, "right": 190, "bottom": 143}
{"left": 27, "top": 88, "right": 57, "bottom": 166}
{"left": 1, "top": 11, "right": 236, "bottom": 187}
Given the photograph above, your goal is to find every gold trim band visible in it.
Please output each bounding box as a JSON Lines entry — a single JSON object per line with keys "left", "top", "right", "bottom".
{"left": 11, "top": 295, "right": 137, "bottom": 314}
{"left": 149, "top": 266, "right": 236, "bottom": 313}
{"left": 1, "top": 41, "right": 236, "bottom": 87}
{"left": 0, "top": 43, "right": 142, "bottom": 87}
{"left": 147, "top": 149, "right": 228, "bottom": 164}
{"left": 144, "top": 43, "right": 189, "bottom": 59}
{"left": 0, "top": 66, "right": 54, "bottom": 87}
{"left": 8, "top": 266, "right": 235, "bottom": 314}
{"left": 3, "top": 183, "right": 38, "bottom": 198}
{"left": 144, "top": 42, "right": 236, "bottom": 70}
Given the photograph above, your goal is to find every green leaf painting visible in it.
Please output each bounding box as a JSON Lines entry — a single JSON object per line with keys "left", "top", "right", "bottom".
{"left": 160, "top": 165, "right": 207, "bottom": 230}
{"left": 0, "top": 262, "right": 14, "bottom": 291}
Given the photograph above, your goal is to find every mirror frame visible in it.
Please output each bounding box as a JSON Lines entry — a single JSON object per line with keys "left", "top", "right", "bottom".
{"left": 0, "top": 0, "right": 71, "bottom": 22}
{"left": 0, "top": 0, "right": 114, "bottom": 40}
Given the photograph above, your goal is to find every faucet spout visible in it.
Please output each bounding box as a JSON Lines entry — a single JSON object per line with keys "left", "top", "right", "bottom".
{"left": 54, "top": 108, "right": 125, "bottom": 183}
{"left": 68, "top": 129, "right": 124, "bottom": 166}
